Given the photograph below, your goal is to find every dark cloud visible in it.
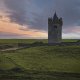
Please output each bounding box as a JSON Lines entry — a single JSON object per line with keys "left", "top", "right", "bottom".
{"left": 3, "top": 0, "right": 80, "bottom": 31}
{"left": 25, "top": 0, "right": 80, "bottom": 31}
{"left": 54, "top": 0, "right": 80, "bottom": 27}
{"left": 3, "top": 0, "right": 30, "bottom": 25}
{"left": 31, "top": 0, "right": 80, "bottom": 30}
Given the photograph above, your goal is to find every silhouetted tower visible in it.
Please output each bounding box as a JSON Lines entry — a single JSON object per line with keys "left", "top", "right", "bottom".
{"left": 48, "top": 12, "right": 63, "bottom": 43}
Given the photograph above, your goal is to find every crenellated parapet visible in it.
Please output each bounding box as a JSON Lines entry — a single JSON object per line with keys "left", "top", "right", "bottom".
{"left": 48, "top": 12, "right": 63, "bottom": 26}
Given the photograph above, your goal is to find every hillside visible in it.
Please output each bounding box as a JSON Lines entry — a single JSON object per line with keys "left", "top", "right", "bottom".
{"left": 0, "top": 45, "right": 80, "bottom": 80}
{"left": 0, "top": 46, "right": 80, "bottom": 72}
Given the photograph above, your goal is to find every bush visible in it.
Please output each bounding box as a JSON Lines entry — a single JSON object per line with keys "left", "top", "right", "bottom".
{"left": 77, "top": 40, "right": 80, "bottom": 43}
{"left": 10, "top": 67, "right": 23, "bottom": 72}
{"left": 32, "top": 41, "right": 43, "bottom": 45}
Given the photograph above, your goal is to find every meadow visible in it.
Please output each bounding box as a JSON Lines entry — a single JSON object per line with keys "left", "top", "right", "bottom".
{"left": 0, "top": 39, "right": 78, "bottom": 43}
{"left": 1, "top": 46, "right": 80, "bottom": 72}
{"left": 0, "top": 39, "right": 80, "bottom": 80}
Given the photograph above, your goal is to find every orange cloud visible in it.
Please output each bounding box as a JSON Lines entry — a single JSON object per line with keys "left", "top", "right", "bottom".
{"left": 0, "top": 16, "right": 47, "bottom": 38}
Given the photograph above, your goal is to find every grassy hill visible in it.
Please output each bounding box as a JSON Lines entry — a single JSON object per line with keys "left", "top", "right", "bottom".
{"left": 0, "top": 46, "right": 80, "bottom": 72}
{"left": 0, "top": 45, "right": 80, "bottom": 79}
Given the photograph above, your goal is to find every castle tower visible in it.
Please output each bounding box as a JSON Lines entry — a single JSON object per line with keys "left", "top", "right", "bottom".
{"left": 48, "top": 12, "right": 63, "bottom": 44}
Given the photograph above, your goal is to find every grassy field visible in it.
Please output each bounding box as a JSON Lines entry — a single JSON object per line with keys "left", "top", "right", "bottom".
{"left": 1, "top": 46, "right": 80, "bottom": 72}
{"left": 0, "top": 45, "right": 80, "bottom": 79}
{"left": 0, "top": 39, "right": 78, "bottom": 43}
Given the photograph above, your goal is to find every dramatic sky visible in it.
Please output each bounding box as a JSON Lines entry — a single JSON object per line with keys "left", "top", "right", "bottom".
{"left": 0, "top": 0, "right": 80, "bottom": 39}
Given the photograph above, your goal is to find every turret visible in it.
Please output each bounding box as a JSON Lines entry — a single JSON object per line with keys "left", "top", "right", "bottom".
{"left": 53, "top": 12, "right": 58, "bottom": 20}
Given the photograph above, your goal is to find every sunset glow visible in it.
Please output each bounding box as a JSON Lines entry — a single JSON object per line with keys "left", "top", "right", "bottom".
{"left": 0, "top": 0, "right": 80, "bottom": 39}
{"left": 0, "top": 14, "right": 47, "bottom": 38}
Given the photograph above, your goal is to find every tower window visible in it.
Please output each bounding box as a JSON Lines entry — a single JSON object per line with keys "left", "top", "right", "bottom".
{"left": 54, "top": 25, "right": 57, "bottom": 28}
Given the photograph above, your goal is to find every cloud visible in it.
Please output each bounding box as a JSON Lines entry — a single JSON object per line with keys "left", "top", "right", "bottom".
{"left": 2, "top": 0, "right": 50, "bottom": 30}
{"left": 3, "top": 0, "right": 29, "bottom": 25}
{"left": 2, "top": 0, "right": 80, "bottom": 30}
{"left": 54, "top": 0, "right": 80, "bottom": 27}
{"left": 63, "top": 33, "right": 80, "bottom": 39}
{"left": 62, "top": 26, "right": 80, "bottom": 39}
{"left": 31, "top": 0, "right": 80, "bottom": 30}
{"left": 0, "top": 32, "right": 30, "bottom": 39}
{"left": 1, "top": 0, "right": 80, "bottom": 39}
{"left": 0, "top": 16, "right": 47, "bottom": 39}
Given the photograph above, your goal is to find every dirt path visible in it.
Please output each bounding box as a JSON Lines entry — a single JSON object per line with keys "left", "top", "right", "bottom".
{"left": 0, "top": 47, "right": 24, "bottom": 52}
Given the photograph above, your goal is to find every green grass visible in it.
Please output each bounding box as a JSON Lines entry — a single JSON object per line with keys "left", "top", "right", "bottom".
{"left": 0, "top": 39, "right": 78, "bottom": 43}
{"left": 0, "top": 39, "right": 48, "bottom": 43}
{"left": 0, "top": 46, "right": 80, "bottom": 73}
{"left": 0, "top": 54, "right": 15, "bottom": 70}
{"left": 62, "top": 39, "right": 78, "bottom": 42}
{"left": 0, "top": 45, "right": 80, "bottom": 79}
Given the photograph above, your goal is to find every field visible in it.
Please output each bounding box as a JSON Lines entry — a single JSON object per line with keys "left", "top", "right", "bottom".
{"left": 1, "top": 46, "right": 80, "bottom": 72}
{"left": 0, "top": 39, "right": 80, "bottom": 80}
{"left": 0, "top": 39, "right": 78, "bottom": 43}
